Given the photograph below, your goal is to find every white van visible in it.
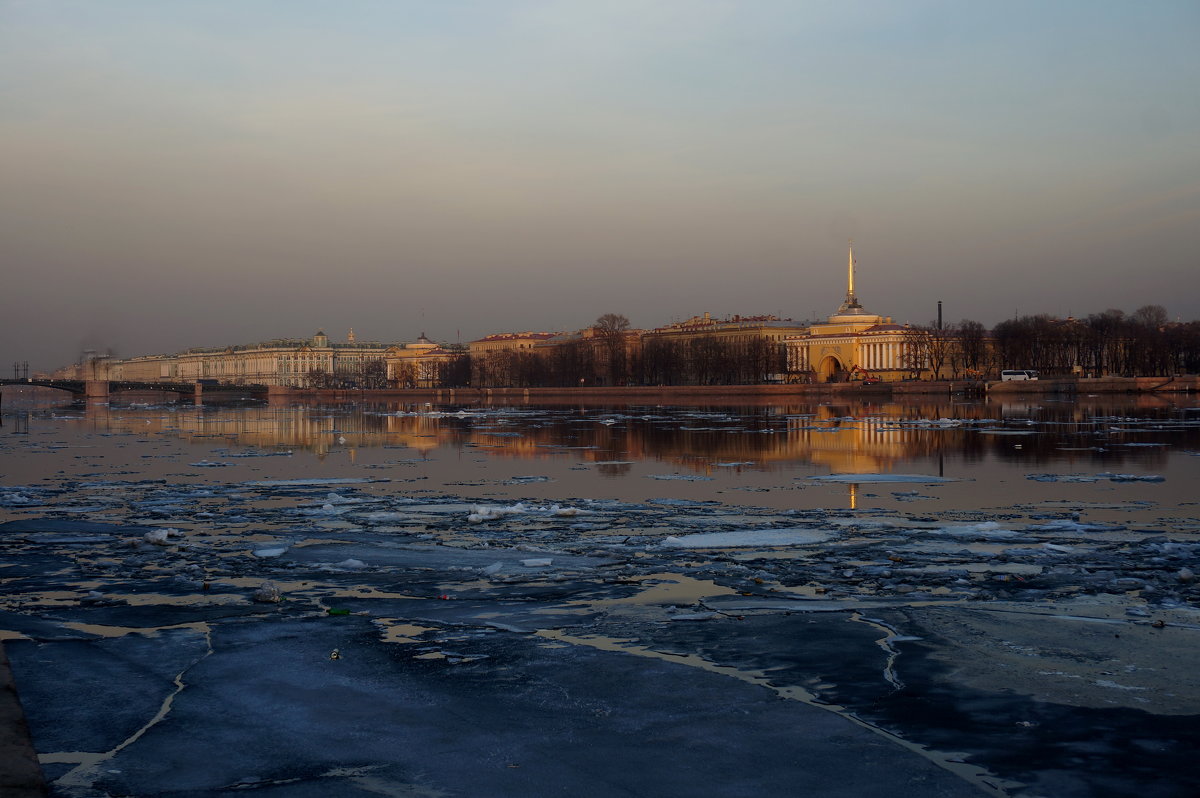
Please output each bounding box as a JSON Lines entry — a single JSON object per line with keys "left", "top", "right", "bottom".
{"left": 1000, "top": 370, "right": 1039, "bottom": 381}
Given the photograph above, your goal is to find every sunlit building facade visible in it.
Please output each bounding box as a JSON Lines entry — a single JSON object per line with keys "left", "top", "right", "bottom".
{"left": 84, "top": 245, "right": 934, "bottom": 388}
{"left": 785, "top": 244, "right": 919, "bottom": 382}
{"left": 105, "top": 330, "right": 452, "bottom": 388}
{"left": 384, "top": 334, "right": 468, "bottom": 388}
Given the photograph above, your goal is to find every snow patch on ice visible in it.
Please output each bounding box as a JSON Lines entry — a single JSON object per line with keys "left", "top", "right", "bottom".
{"left": 144, "top": 528, "right": 184, "bottom": 545}
{"left": 923, "top": 522, "right": 1020, "bottom": 540}
{"left": 1099, "top": 473, "right": 1165, "bottom": 483}
{"left": 466, "top": 503, "right": 589, "bottom": 523}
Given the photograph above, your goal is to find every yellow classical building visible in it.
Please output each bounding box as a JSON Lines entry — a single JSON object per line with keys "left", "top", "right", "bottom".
{"left": 786, "top": 244, "right": 918, "bottom": 382}
{"left": 468, "top": 331, "right": 560, "bottom": 386}
{"left": 104, "top": 330, "right": 461, "bottom": 388}
{"left": 384, "top": 334, "right": 468, "bottom": 388}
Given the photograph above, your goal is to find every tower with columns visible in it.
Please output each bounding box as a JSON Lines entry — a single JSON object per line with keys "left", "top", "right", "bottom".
{"left": 786, "top": 243, "right": 917, "bottom": 382}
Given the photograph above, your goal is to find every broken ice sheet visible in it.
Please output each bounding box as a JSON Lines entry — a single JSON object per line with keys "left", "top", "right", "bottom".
{"left": 1028, "top": 473, "right": 1165, "bottom": 483}
{"left": 466, "top": 503, "right": 589, "bottom": 523}
{"left": 1026, "top": 473, "right": 1102, "bottom": 483}
{"left": 915, "top": 522, "right": 1023, "bottom": 540}
{"left": 660, "top": 529, "right": 834, "bottom": 548}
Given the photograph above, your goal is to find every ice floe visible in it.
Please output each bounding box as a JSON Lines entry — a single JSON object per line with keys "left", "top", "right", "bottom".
{"left": 807, "top": 474, "right": 959, "bottom": 484}
{"left": 1028, "top": 473, "right": 1165, "bottom": 483}
{"left": 144, "top": 528, "right": 184, "bottom": 545}
{"left": 661, "top": 529, "right": 834, "bottom": 548}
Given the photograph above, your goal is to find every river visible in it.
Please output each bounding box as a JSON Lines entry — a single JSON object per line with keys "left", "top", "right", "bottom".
{"left": 2, "top": 392, "right": 1199, "bottom": 797}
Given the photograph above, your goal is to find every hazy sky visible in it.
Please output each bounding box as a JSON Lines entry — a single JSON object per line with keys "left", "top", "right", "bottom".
{"left": 3, "top": 1, "right": 1198, "bottom": 371}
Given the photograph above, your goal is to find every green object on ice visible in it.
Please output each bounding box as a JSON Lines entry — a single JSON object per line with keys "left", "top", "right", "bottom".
{"left": 327, "top": 607, "right": 351, "bottom": 616}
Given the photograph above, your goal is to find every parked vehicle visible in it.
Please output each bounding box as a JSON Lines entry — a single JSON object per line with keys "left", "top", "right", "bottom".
{"left": 1000, "top": 370, "right": 1039, "bottom": 381}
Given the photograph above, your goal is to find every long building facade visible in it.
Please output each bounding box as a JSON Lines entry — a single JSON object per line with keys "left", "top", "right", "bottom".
{"left": 98, "top": 330, "right": 466, "bottom": 388}
{"left": 81, "top": 245, "right": 937, "bottom": 389}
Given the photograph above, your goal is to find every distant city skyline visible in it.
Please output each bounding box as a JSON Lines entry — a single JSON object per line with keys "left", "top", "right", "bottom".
{"left": 2, "top": 1, "right": 1197, "bottom": 371}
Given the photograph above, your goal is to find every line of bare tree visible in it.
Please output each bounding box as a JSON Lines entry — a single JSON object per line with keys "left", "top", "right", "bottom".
{"left": 470, "top": 337, "right": 788, "bottom": 388}
{"left": 904, "top": 305, "right": 1200, "bottom": 378}
{"left": 304, "top": 358, "right": 390, "bottom": 389}
{"left": 309, "top": 306, "right": 1200, "bottom": 389}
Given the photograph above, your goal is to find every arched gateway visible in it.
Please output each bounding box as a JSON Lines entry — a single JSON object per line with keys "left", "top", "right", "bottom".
{"left": 816, "top": 355, "right": 843, "bottom": 382}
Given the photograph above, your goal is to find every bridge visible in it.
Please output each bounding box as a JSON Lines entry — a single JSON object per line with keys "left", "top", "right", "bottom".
{"left": 0, "top": 379, "right": 269, "bottom": 400}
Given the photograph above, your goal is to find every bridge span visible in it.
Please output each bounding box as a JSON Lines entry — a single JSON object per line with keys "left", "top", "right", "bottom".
{"left": 0, "top": 379, "right": 269, "bottom": 400}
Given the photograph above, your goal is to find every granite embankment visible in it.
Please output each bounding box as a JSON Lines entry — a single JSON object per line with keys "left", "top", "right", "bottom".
{"left": 262, "top": 375, "right": 1200, "bottom": 404}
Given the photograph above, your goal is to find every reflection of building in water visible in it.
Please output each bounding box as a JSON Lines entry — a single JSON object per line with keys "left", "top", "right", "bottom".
{"left": 80, "top": 402, "right": 939, "bottom": 467}
{"left": 82, "top": 404, "right": 476, "bottom": 456}
{"left": 784, "top": 408, "right": 932, "bottom": 474}
{"left": 79, "top": 398, "right": 1183, "bottom": 470}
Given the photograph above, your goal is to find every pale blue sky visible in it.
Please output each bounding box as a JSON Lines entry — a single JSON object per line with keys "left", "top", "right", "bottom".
{"left": 2, "top": 1, "right": 1197, "bottom": 368}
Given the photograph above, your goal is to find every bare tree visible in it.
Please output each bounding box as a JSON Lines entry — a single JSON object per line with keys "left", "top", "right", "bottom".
{"left": 951, "top": 320, "right": 986, "bottom": 376}
{"left": 391, "top": 361, "right": 416, "bottom": 389}
{"left": 304, "top": 367, "right": 336, "bottom": 389}
{"left": 358, "top": 358, "right": 388, "bottom": 389}
{"left": 900, "top": 327, "right": 931, "bottom": 379}
{"left": 920, "top": 322, "right": 955, "bottom": 379}
{"left": 594, "top": 313, "right": 631, "bottom": 385}
{"left": 1133, "top": 304, "right": 1168, "bottom": 328}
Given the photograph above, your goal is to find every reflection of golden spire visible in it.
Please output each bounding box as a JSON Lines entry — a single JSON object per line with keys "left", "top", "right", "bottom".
{"left": 848, "top": 482, "right": 858, "bottom": 511}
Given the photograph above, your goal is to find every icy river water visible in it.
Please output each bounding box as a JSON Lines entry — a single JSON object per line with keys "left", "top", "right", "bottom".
{"left": 2, "top": 392, "right": 1199, "bottom": 797}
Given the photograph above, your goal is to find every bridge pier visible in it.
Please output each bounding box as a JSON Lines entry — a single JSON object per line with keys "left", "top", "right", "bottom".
{"left": 85, "top": 380, "right": 109, "bottom": 401}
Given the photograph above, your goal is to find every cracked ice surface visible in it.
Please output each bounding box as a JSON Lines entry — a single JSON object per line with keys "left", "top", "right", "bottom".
{"left": 1, "top": 397, "right": 1199, "bottom": 797}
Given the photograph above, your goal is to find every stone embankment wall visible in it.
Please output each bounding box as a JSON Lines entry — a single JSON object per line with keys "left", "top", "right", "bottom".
{"left": 987, "top": 376, "right": 1200, "bottom": 394}
{"left": 264, "top": 376, "right": 1198, "bottom": 403}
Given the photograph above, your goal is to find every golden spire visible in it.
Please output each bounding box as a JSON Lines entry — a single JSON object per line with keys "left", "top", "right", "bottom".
{"left": 838, "top": 240, "right": 863, "bottom": 313}
{"left": 847, "top": 239, "right": 856, "bottom": 304}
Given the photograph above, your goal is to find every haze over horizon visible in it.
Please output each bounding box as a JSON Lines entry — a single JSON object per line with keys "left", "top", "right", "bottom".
{"left": 2, "top": 0, "right": 1198, "bottom": 372}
